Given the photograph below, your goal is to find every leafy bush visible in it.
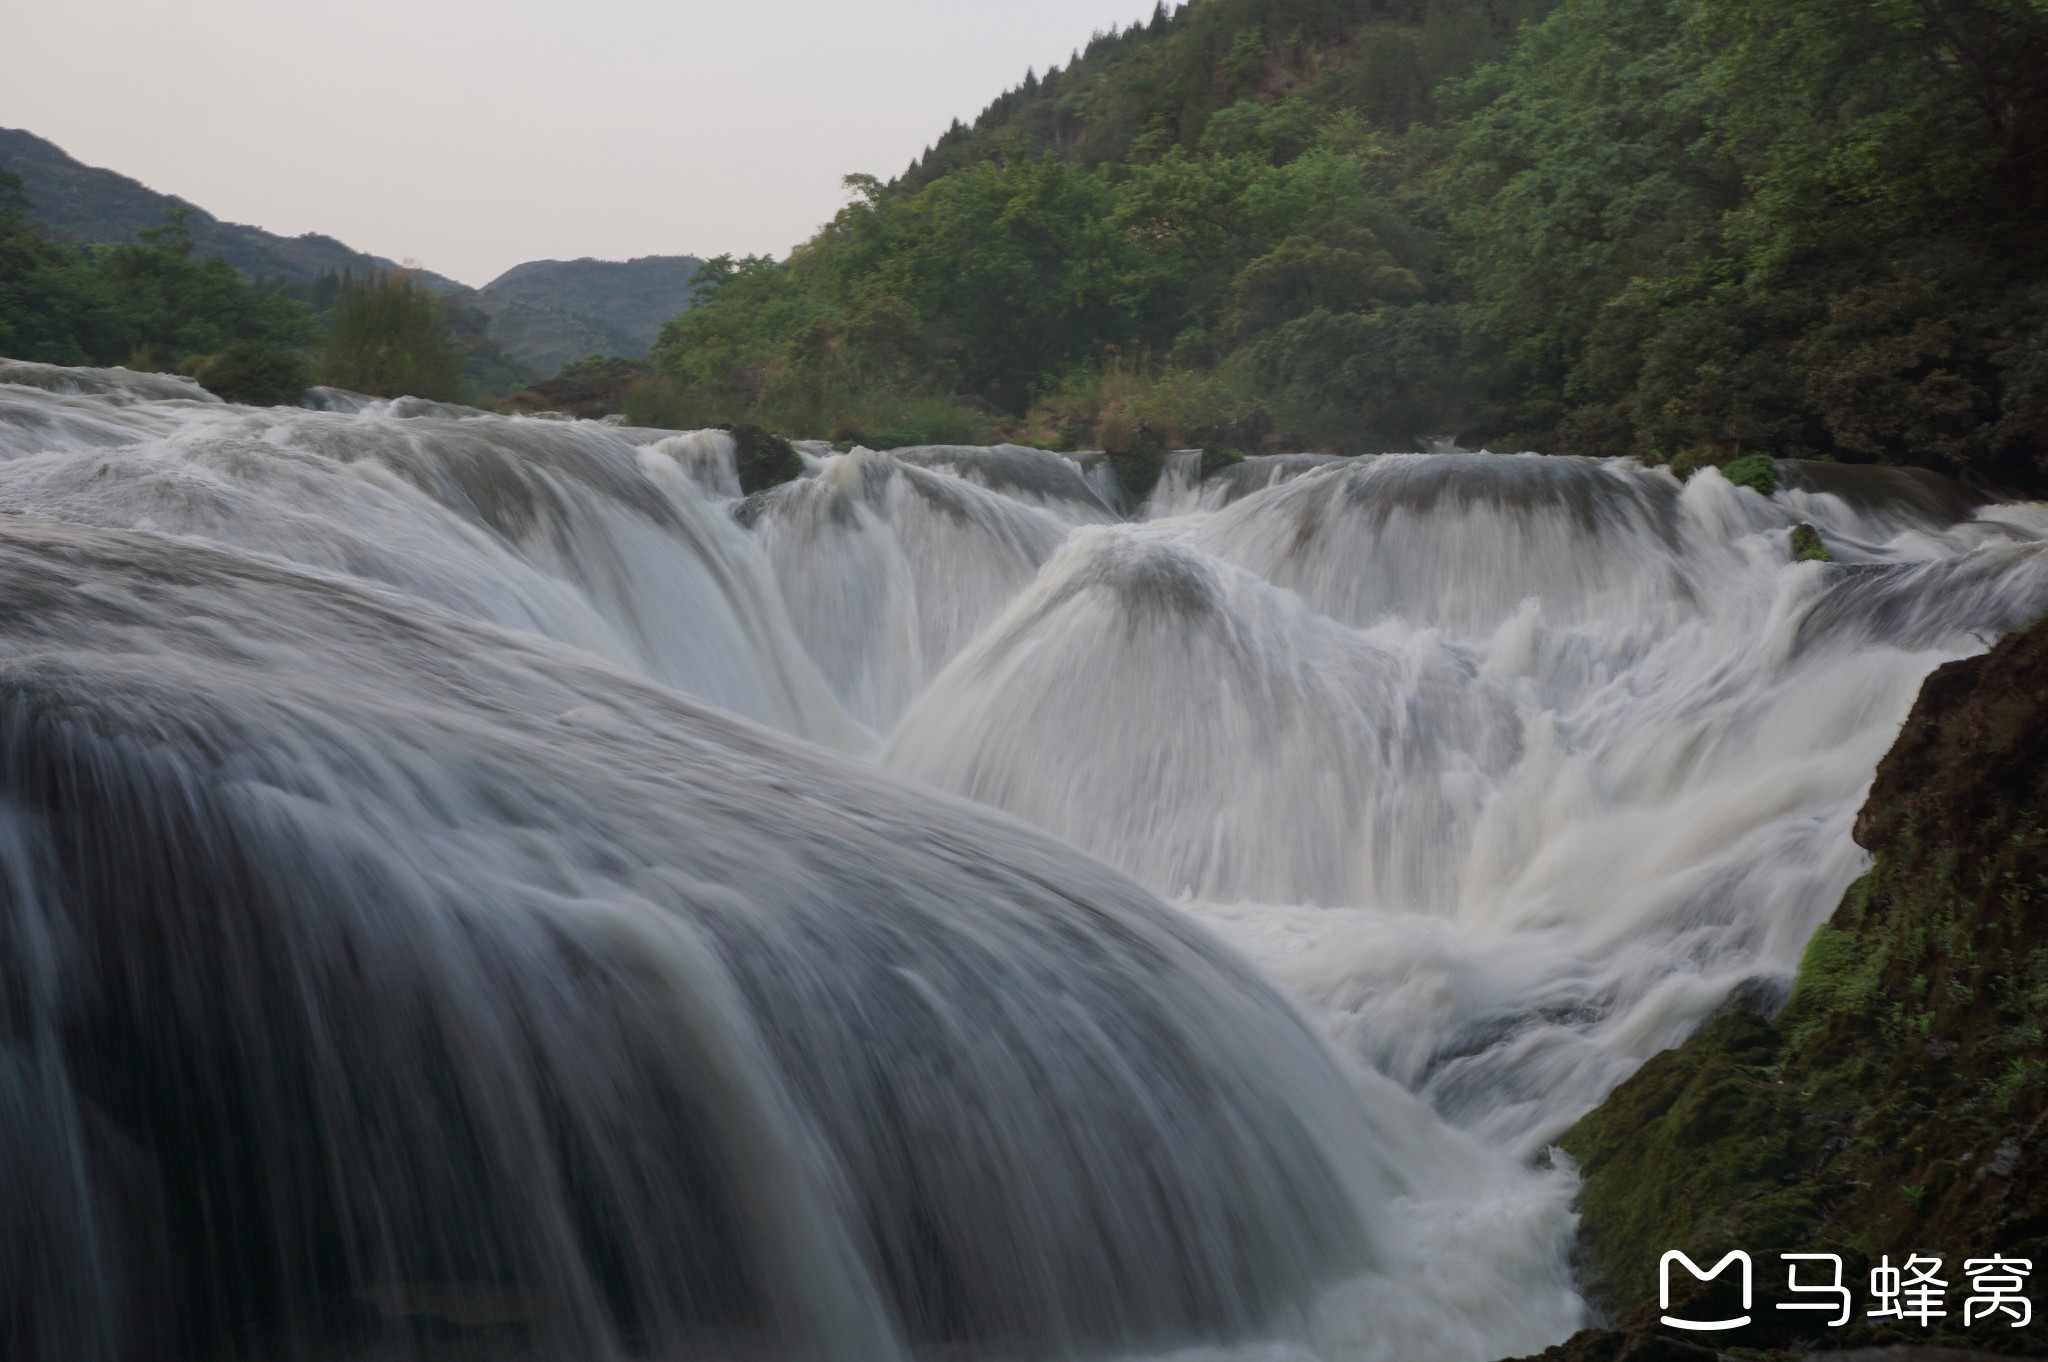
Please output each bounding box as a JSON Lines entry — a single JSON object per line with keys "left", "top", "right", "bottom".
{"left": 319, "top": 272, "right": 465, "bottom": 402}
{"left": 0, "top": 183, "right": 316, "bottom": 372}
{"left": 1721, "top": 452, "right": 1779, "bottom": 495}
{"left": 193, "top": 339, "right": 314, "bottom": 407}
{"left": 1026, "top": 358, "right": 1264, "bottom": 452}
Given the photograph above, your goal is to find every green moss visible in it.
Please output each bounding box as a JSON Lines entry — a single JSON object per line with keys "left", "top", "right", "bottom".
{"left": 1990, "top": 1056, "right": 2044, "bottom": 1113}
{"left": 1789, "top": 916, "right": 1883, "bottom": 1010}
{"left": 1198, "top": 445, "right": 1246, "bottom": 477}
{"left": 1722, "top": 452, "right": 1779, "bottom": 496}
{"left": 1788, "top": 522, "right": 1832, "bottom": 563}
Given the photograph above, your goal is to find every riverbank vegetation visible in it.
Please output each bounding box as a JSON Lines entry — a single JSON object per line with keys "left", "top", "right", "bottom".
{"left": 631, "top": 0, "right": 2047, "bottom": 490}
{"left": 2, "top": 173, "right": 514, "bottom": 405}
{"left": 1, "top": 181, "right": 316, "bottom": 395}
{"left": 317, "top": 272, "right": 468, "bottom": 403}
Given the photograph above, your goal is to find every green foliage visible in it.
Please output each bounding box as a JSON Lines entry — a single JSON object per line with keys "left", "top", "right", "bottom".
{"left": 502, "top": 354, "right": 646, "bottom": 419}
{"left": 1989, "top": 1056, "right": 2043, "bottom": 1114}
{"left": 0, "top": 171, "right": 97, "bottom": 365}
{"left": 1788, "top": 915, "right": 1879, "bottom": 1014}
{"left": 193, "top": 339, "right": 314, "bottom": 406}
{"left": 94, "top": 213, "right": 317, "bottom": 365}
{"left": 850, "top": 395, "right": 994, "bottom": 449}
{"left": 319, "top": 272, "right": 466, "bottom": 401}
{"left": 1251, "top": 303, "right": 1471, "bottom": 449}
{"left": 639, "top": 2, "right": 1507, "bottom": 447}
{"left": 621, "top": 0, "right": 2045, "bottom": 486}
{"left": 1024, "top": 356, "right": 1265, "bottom": 454}
{"left": 1720, "top": 451, "right": 1777, "bottom": 494}
{"left": 0, "top": 186, "right": 316, "bottom": 373}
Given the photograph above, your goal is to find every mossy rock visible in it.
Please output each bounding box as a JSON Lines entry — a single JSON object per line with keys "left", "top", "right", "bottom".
{"left": 724, "top": 423, "right": 804, "bottom": 494}
{"left": 1788, "top": 523, "right": 1832, "bottom": 563}
{"left": 1556, "top": 618, "right": 2048, "bottom": 1355}
{"left": 1198, "top": 445, "right": 1246, "bottom": 478}
{"left": 1722, "top": 452, "right": 1779, "bottom": 496}
{"left": 1493, "top": 1327, "right": 1728, "bottom": 1361}
{"left": 1106, "top": 421, "right": 1171, "bottom": 504}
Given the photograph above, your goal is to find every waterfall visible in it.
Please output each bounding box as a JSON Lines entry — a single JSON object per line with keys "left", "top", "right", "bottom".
{"left": 1, "top": 363, "right": 2042, "bottom": 1362}
{"left": 894, "top": 454, "right": 2048, "bottom": 1154}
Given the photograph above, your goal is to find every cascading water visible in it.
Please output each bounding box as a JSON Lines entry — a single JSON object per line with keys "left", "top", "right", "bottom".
{"left": 1, "top": 360, "right": 2043, "bottom": 1362}
{"left": 893, "top": 453, "right": 2048, "bottom": 1155}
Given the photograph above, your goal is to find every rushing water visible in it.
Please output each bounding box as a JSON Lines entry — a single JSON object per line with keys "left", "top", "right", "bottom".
{"left": 2, "top": 359, "right": 2044, "bottom": 1362}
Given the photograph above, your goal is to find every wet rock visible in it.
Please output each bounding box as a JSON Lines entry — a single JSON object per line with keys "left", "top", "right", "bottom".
{"left": 725, "top": 423, "right": 803, "bottom": 494}
{"left": 1492, "top": 1326, "right": 1726, "bottom": 1361}
{"left": 1789, "top": 523, "right": 1832, "bottom": 563}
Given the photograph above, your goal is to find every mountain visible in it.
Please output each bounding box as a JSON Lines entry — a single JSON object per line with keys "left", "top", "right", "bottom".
{"left": 475, "top": 256, "right": 703, "bottom": 374}
{"left": 0, "top": 128, "right": 700, "bottom": 380}
{"left": 633, "top": 0, "right": 2048, "bottom": 490}
{"left": 0, "top": 127, "right": 465, "bottom": 293}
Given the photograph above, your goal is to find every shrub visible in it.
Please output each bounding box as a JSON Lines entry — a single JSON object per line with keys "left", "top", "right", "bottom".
{"left": 1721, "top": 452, "right": 1779, "bottom": 495}
{"left": 193, "top": 339, "right": 314, "bottom": 407}
{"left": 319, "top": 273, "right": 465, "bottom": 401}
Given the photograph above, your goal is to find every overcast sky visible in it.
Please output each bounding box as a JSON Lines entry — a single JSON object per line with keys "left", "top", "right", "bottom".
{"left": 1, "top": 0, "right": 1161, "bottom": 287}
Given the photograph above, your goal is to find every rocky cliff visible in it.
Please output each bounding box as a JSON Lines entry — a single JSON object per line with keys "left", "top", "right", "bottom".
{"left": 1513, "top": 618, "right": 2048, "bottom": 1359}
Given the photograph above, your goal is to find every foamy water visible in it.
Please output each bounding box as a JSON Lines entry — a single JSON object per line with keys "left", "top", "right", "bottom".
{"left": 2, "top": 360, "right": 2042, "bottom": 1362}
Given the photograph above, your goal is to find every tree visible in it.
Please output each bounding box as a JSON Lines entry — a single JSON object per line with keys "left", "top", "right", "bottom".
{"left": 1, "top": 192, "right": 315, "bottom": 373}
{"left": 319, "top": 272, "right": 465, "bottom": 401}
{"left": 0, "top": 170, "right": 98, "bottom": 364}
{"left": 193, "top": 339, "right": 314, "bottom": 406}
{"left": 94, "top": 210, "right": 317, "bottom": 366}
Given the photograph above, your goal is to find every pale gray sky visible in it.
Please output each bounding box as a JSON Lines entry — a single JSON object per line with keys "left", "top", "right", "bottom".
{"left": 2, "top": 0, "right": 1161, "bottom": 286}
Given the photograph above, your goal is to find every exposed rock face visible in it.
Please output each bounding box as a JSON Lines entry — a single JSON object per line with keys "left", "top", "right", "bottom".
{"left": 1543, "top": 617, "right": 2048, "bottom": 1357}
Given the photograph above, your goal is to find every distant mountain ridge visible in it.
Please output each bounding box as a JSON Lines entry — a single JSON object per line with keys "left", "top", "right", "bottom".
{"left": 475, "top": 256, "right": 704, "bottom": 374}
{"left": 0, "top": 128, "right": 700, "bottom": 378}
{"left": 0, "top": 127, "right": 466, "bottom": 293}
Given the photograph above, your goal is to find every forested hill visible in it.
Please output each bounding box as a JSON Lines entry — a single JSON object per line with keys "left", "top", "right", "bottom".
{"left": 477, "top": 256, "right": 704, "bottom": 374}
{"left": 635, "top": 0, "right": 2048, "bottom": 493}
{"left": 0, "top": 129, "right": 699, "bottom": 379}
{"left": 895, "top": 0, "right": 1546, "bottom": 186}
{"left": 0, "top": 128, "right": 463, "bottom": 294}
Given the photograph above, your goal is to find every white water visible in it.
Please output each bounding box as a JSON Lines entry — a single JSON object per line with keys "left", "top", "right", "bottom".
{"left": 2, "top": 361, "right": 2044, "bottom": 1362}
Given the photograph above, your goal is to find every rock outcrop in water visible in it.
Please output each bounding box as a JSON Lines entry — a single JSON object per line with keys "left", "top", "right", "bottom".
{"left": 1535, "top": 617, "right": 2048, "bottom": 1357}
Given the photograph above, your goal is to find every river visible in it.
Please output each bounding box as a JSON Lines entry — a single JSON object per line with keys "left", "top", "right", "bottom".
{"left": 2, "top": 358, "right": 2043, "bottom": 1362}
